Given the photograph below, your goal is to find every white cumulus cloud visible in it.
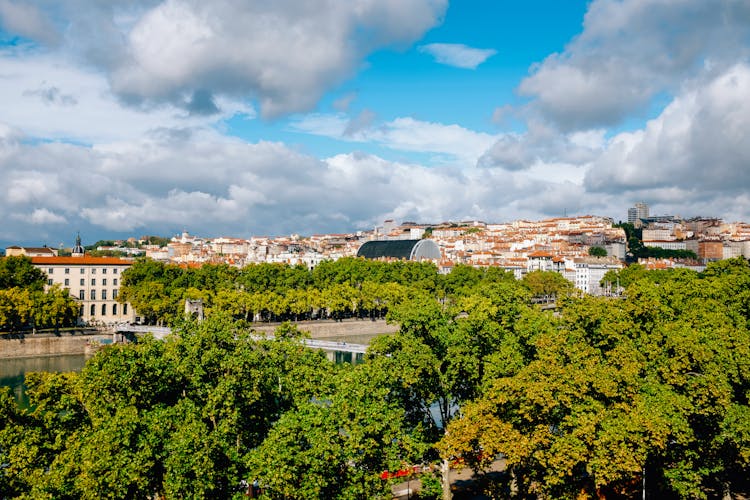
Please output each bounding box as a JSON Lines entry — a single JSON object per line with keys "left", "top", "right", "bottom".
{"left": 585, "top": 63, "right": 750, "bottom": 200}
{"left": 291, "top": 114, "right": 498, "bottom": 164}
{"left": 11, "top": 208, "right": 67, "bottom": 225}
{"left": 419, "top": 42, "right": 497, "bottom": 69}
{"left": 0, "top": 51, "right": 254, "bottom": 143}
{"left": 0, "top": 121, "right": 607, "bottom": 243}
{"left": 519, "top": 0, "right": 750, "bottom": 130}
{"left": 6, "top": 0, "right": 447, "bottom": 118}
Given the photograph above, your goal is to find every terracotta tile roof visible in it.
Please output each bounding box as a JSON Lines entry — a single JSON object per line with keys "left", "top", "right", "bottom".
{"left": 30, "top": 256, "right": 134, "bottom": 265}
{"left": 178, "top": 262, "right": 203, "bottom": 269}
{"left": 528, "top": 251, "right": 554, "bottom": 258}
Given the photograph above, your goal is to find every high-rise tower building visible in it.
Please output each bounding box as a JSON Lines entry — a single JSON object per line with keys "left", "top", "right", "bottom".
{"left": 627, "top": 202, "right": 649, "bottom": 225}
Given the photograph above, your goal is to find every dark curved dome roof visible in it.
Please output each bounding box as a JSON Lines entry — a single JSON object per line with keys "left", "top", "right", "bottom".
{"left": 72, "top": 232, "right": 85, "bottom": 256}
{"left": 356, "top": 239, "right": 441, "bottom": 261}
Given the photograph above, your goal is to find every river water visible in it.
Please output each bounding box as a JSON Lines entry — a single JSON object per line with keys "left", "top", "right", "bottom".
{"left": 0, "top": 354, "right": 89, "bottom": 408}
{"left": 0, "top": 332, "right": 383, "bottom": 407}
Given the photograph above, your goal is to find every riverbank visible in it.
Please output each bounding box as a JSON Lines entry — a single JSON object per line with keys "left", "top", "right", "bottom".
{"left": 251, "top": 318, "right": 399, "bottom": 339}
{"left": 0, "top": 319, "right": 399, "bottom": 359}
{"left": 0, "top": 331, "right": 114, "bottom": 359}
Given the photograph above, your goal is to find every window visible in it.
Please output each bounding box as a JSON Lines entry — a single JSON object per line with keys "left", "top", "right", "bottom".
{"left": 101, "top": 290, "right": 107, "bottom": 300}
{"left": 113, "top": 289, "right": 118, "bottom": 299}
{"left": 64, "top": 278, "right": 69, "bottom": 286}
{"left": 112, "top": 304, "right": 118, "bottom": 315}
{"left": 102, "top": 268, "right": 107, "bottom": 274}
{"left": 101, "top": 304, "right": 106, "bottom": 315}
{"left": 90, "top": 290, "right": 96, "bottom": 300}
{"left": 48, "top": 268, "right": 54, "bottom": 274}
{"left": 64, "top": 268, "right": 70, "bottom": 274}
{"left": 90, "top": 304, "right": 96, "bottom": 316}
{"left": 80, "top": 268, "right": 84, "bottom": 274}
{"left": 102, "top": 278, "right": 107, "bottom": 286}
{"left": 91, "top": 278, "right": 96, "bottom": 285}
{"left": 114, "top": 268, "right": 119, "bottom": 274}
{"left": 123, "top": 304, "right": 128, "bottom": 315}
{"left": 47, "top": 279, "right": 53, "bottom": 286}
{"left": 80, "top": 278, "right": 84, "bottom": 286}
{"left": 113, "top": 278, "right": 118, "bottom": 286}
{"left": 79, "top": 290, "right": 84, "bottom": 300}
{"left": 92, "top": 268, "right": 96, "bottom": 274}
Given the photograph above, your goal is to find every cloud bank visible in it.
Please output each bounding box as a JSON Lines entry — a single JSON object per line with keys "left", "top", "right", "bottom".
{"left": 1, "top": 0, "right": 750, "bottom": 245}
{"left": 519, "top": 0, "right": 750, "bottom": 130}
{"left": 2, "top": 0, "right": 447, "bottom": 118}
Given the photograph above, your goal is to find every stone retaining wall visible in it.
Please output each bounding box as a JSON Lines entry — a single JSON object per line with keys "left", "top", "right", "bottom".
{"left": 0, "top": 320, "right": 399, "bottom": 359}
{"left": 250, "top": 319, "right": 399, "bottom": 338}
{"left": 0, "top": 334, "right": 113, "bottom": 359}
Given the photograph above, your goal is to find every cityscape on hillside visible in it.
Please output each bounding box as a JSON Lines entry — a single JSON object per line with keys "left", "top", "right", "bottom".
{"left": 4, "top": 2, "right": 750, "bottom": 498}
{"left": 8, "top": 203, "right": 750, "bottom": 299}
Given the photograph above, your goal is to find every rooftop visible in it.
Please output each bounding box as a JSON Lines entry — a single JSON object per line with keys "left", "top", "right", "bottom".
{"left": 30, "top": 256, "right": 135, "bottom": 266}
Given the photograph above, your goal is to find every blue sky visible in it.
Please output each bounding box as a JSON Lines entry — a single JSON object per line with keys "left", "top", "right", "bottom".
{"left": 0, "top": 0, "right": 749, "bottom": 247}
{"left": 225, "top": 1, "right": 590, "bottom": 159}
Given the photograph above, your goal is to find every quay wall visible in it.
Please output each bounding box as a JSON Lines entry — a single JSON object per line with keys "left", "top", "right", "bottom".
{"left": 250, "top": 319, "right": 399, "bottom": 338}
{"left": 0, "top": 320, "right": 398, "bottom": 358}
{"left": 0, "top": 333, "right": 113, "bottom": 359}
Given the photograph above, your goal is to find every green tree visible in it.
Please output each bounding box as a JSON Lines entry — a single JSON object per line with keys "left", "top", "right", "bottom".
{"left": 441, "top": 271, "right": 750, "bottom": 498}
{"left": 249, "top": 362, "right": 423, "bottom": 499}
{"left": 0, "top": 287, "right": 34, "bottom": 332}
{"left": 33, "top": 285, "right": 79, "bottom": 331}
{"left": 439, "top": 264, "right": 483, "bottom": 296}
{"left": 588, "top": 246, "right": 607, "bottom": 257}
{"left": 521, "top": 270, "right": 575, "bottom": 301}
{"left": 0, "top": 256, "right": 46, "bottom": 291}
{"left": 0, "top": 316, "right": 338, "bottom": 498}
{"left": 367, "top": 282, "right": 535, "bottom": 499}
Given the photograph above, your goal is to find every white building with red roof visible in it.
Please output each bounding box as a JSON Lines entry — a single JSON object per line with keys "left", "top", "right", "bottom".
{"left": 29, "top": 234, "right": 137, "bottom": 325}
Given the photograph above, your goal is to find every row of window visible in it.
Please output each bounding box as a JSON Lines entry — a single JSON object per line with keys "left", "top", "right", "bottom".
{"left": 77, "top": 289, "right": 119, "bottom": 300}
{"left": 50, "top": 278, "right": 120, "bottom": 287}
{"left": 87, "top": 303, "right": 128, "bottom": 316}
{"left": 48, "top": 267, "right": 122, "bottom": 275}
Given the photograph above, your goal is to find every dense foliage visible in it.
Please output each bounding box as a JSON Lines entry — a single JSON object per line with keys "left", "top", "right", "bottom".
{"left": 119, "top": 258, "right": 515, "bottom": 326}
{"left": 0, "top": 317, "right": 435, "bottom": 499}
{"left": 588, "top": 246, "right": 607, "bottom": 257}
{"left": 441, "top": 258, "right": 750, "bottom": 498}
{"left": 614, "top": 222, "right": 698, "bottom": 260}
{"left": 2, "top": 258, "right": 750, "bottom": 498}
{"left": 0, "top": 256, "right": 79, "bottom": 332}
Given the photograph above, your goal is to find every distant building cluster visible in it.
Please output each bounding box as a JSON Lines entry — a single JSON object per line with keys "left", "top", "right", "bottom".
{"left": 629, "top": 202, "right": 750, "bottom": 261}
{"left": 138, "top": 215, "right": 631, "bottom": 296}
{"left": 627, "top": 202, "right": 650, "bottom": 225}
{"left": 6, "top": 208, "right": 750, "bottom": 327}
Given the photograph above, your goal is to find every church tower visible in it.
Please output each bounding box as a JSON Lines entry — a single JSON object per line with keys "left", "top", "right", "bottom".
{"left": 72, "top": 232, "right": 85, "bottom": 257}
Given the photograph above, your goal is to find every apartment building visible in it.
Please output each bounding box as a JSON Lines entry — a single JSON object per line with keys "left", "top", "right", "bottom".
{"left": 643, "top": 240, "right": 688, "bottom": 251}
{"left": 29, "top": 252, "right": 136, "bottom": 325}
{"left": 573, "top": 258, "right": 623, "bottom": 295}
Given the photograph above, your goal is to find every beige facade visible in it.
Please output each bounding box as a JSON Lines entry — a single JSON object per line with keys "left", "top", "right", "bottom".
{"left": 642, "top": 228, "right": 674, "bottom": 242}
{"left": 31, "top": 256, "right": 136, "bottom": 325}
{"left": 5, "top": 246, "right": 58, "bottom": 257}
{"left": 643, "top": 240, "right": 687, "bottom": 251}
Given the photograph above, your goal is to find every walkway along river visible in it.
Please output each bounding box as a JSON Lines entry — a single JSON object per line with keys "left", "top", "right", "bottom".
{"left": 0, "top": 319, "right": 398, "bottom": 406}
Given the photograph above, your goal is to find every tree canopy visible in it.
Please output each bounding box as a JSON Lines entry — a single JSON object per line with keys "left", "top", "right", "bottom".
{"left": 0, "top": 256, "right": 45, "bottom": 291}
{"left": 588, "top": 246, "right": 607, "bottom": 257}
{"left": 3, "top": 258, "right": 750, "bottom": 498}
{"left": 119, "top": 258, "right": 515, "bottom": 327}
{"left": 0, "top": 256, "right": 78, "bottom": 332}
{"left": 441, "top": 257, "right": 750, "bottom": 498}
